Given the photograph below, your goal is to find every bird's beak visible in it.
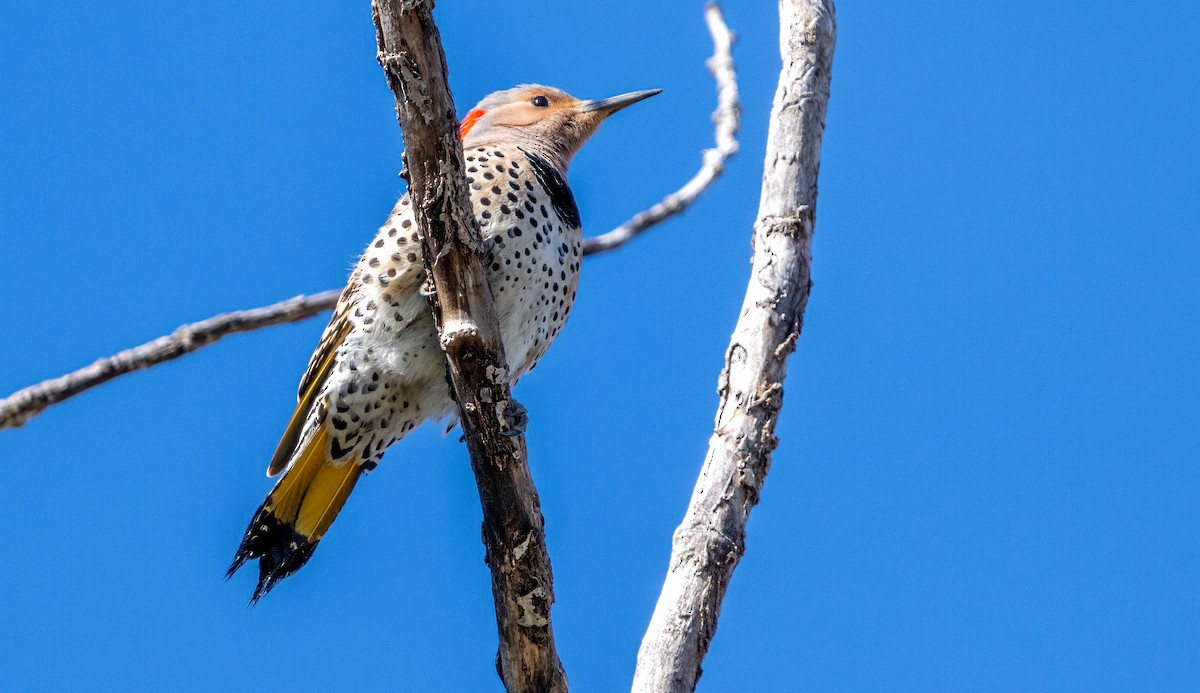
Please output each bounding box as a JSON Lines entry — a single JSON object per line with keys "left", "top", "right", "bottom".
{"left": 577, "top": 89, "right": 663, "bottom": 116}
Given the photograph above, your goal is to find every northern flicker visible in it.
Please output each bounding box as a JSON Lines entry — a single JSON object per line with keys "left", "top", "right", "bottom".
{"left": 227, "top": 84, "right": 660, "bottom": 602}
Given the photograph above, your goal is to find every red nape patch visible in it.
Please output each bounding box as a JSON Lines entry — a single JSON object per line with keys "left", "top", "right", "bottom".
{"left": 459, "top": 109, "right": 486, "bottom": 138}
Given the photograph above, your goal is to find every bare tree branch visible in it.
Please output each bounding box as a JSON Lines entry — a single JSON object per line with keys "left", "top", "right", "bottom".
{"left": 371, "top": 2, "right": 567, "bottom": 691}
{"left": 582, "top": 3, "right": 739, "bottom": 256}
{"left": 631, "top": 1, "right": 836, "bottom": 691}
{"left": 0, "top": 8, "right": 739, "bottom": 434}
{"left": 0, "top": 290, "right": 341, "bottom": 430}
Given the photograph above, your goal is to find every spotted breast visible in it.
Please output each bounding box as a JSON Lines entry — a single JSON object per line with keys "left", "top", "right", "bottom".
{"left": 229, "top": 83, "right": 660, "bottom": 603}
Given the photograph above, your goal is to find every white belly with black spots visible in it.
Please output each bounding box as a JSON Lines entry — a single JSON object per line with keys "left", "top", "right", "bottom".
{"left": 466, "top": 145, "right": 583, "bottom": 376}
{"left": 309, "top": 144, "right": 583, "bottom": 469}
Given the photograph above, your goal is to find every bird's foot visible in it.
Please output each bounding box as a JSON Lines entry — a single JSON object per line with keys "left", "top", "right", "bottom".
{"left": 419, "top": 273, "right": 437, "bottom": 297}
{"left": 498, "top": 399, "right": 528, "bottom": 437}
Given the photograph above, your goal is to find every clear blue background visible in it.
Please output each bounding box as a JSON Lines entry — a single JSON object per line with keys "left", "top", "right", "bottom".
{"left": 2, "top": 1, "right": 1197, "bottom": 690}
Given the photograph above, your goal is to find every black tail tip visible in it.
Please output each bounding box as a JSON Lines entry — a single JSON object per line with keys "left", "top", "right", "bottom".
{"left": 225, "top": 550, "right": 251, "bottom": 581}
{"left": 228, "top": 510, "right": 318, "bottom": 605}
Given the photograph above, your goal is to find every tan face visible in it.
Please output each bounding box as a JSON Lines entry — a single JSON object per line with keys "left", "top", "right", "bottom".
{"left": 482, "top": 88, "right": 581, "bottom": 129}
{"left": 460, "top": 87, "right": 582, "bottom": 139}
{"left": 459, "top": 85, "right": 661, "bottom": 167}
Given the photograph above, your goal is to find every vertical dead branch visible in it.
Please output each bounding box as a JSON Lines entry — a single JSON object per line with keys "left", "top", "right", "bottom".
{"left": 370, "top": 2, "right": 567, "bottom": 691}
{"left": 631, "top": 1, "right": 836, "bottom": 691}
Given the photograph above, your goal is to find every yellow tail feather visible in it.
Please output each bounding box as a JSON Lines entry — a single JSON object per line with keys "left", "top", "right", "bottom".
{"left": 265, "top": 425, "right": 362, "bottom": 542}
{"left": 294, "top": 454, "right": 362, "bottom": 540}
{"left": 267, "top": 321, "right": 349, "bottom": 477}
{"left": 266, "top": 426, "right": 329, "bottom": 522}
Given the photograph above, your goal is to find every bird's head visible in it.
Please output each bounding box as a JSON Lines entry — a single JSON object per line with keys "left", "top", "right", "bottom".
{"left": 459, "top": 84, "right": 661, "bottom": 170}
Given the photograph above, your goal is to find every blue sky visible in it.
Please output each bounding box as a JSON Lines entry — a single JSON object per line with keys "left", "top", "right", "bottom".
{"left": 2, "top": 1, "right": 1198, "bottom": 690}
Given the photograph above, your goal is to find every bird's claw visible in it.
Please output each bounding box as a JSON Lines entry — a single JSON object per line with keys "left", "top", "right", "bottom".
{"left": 498, "top": 399, "right": 528, "bottom": 437}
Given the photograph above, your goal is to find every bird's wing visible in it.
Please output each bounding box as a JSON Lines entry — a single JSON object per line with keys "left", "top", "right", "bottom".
{"left": 297, "top": 279, "right": 359, "bottom": 401}
{"left": 267, "top": 279, "right": 358, "bottom": 477}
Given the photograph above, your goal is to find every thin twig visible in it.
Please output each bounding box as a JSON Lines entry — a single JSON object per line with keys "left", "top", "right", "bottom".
{"left": 0, "top": 5, "right": 741, "bottom": 434}
{"left": 582, "top": 2, "right": 740, "bottom": 256}
{"left": 0, "top": 291, "right": 341, "bottom": 430}
{"left": 631, "top": 1, "right": 836, "bottom": 691}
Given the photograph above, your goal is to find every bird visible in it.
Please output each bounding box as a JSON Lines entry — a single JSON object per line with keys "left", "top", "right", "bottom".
{"left": 227, "top": 84, "right": 661, "bottom": 603}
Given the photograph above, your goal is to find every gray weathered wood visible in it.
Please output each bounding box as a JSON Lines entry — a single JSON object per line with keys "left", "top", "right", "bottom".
{"left": 630, "top": 1, "right": 837, "bottom": 691}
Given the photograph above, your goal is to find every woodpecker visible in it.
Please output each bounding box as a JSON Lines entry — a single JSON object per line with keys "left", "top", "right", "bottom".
{"left": 228, "top": 84, "right": 660, "bottom": 602}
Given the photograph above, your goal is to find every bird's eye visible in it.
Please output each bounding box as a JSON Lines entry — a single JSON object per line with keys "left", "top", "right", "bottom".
{"left": 531, "top": 95, "right": 550, "bottom": 108}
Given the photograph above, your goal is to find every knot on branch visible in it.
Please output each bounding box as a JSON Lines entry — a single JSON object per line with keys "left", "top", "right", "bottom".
{"left": 671, "top": 525, "right": 744, "bottom": 570}
{"left": 735, "top": 446, "right": 773, "bottom": 505}
{"left": 496, "top": 398, "right": 528, "bottom": 438}
{"left": 170, "top": 327, "right": 199, "bottom": 350}
{"left": 439, "top": 325, "right": 480, "bottom": 352}
{"left": 747, "top": 381, "right": 783, "bottom": 413}
{"left": 774, "top": 330, "right": 799, "bottom": 361}
{"left": 700, "top": 147, "right": 730, "bottom": 176}
{"left": 756, "top": 210, "right": 814, "bottom": 240}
